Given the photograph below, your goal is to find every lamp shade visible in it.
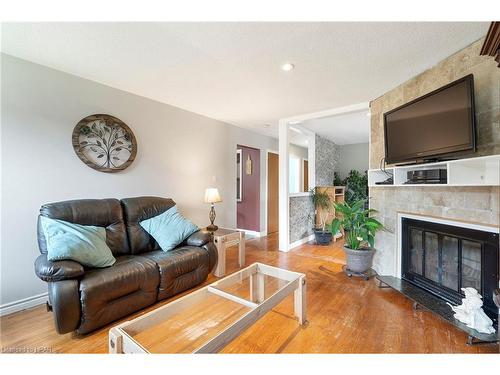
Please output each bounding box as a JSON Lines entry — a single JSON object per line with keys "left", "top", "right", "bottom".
{"left": 204, "top": 188, "right": 222, "bottom": 203}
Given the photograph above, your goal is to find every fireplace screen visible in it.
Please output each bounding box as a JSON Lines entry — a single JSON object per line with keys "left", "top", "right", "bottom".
{"left": 408, "top": 229, "right": 483, "bottom": 294}
{"left": 402, "top": 218, "right": 499, "bottom": 321}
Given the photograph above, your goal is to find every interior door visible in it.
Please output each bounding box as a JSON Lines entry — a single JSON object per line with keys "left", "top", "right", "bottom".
{"left": 267, "top": 152, "right": 279, "bottom": 234}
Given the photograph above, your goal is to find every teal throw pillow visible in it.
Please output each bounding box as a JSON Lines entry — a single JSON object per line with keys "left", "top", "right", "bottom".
{"left": 40, "top": 216, "right": 116, "bottom": 268}
{"left": 139, "top": 205, "right": 198, "bottom": 251}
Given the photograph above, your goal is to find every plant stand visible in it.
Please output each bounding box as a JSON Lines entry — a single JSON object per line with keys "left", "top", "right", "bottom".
{"left": 342, "top": 265, "right": 376, "bottom": 281}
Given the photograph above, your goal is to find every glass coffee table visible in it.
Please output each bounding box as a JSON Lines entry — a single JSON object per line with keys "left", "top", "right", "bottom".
{"left": 109, "top": 262, "right": 306, "bottom": 353}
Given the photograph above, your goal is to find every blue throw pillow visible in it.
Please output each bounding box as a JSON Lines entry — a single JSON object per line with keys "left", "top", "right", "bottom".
{"left": 40, "top": 216, "right": 116, "bottom": 268}
{"left": 139, "top": 205, "right": 198, "bottom": 251}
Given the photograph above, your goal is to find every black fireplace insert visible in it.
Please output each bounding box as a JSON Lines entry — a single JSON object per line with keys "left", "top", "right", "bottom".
{"left": 401, "top": 217, "right": 499, "bottom": 323}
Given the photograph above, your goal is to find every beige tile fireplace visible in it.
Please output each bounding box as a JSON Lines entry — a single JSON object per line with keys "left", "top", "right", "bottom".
{"left": 368, "top": 37, "right": 500, "bottom": 276}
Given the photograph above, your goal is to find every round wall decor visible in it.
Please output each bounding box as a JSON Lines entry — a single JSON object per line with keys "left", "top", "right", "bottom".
{"left": 72, "top": 114, "right": 137, "bottom": 173}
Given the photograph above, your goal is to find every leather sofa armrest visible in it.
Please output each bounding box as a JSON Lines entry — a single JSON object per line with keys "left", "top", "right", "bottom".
{"left": 48, "top": 280, "right": 81, "bottom": 333}
{"left": 35, "top": 254, "right": 85, "bottom": 282}
{"left": 186, "top": 230, "right": 212, "bottom": 247}
{"left": 203, "top": 241, "right": 218, "bottom": 273}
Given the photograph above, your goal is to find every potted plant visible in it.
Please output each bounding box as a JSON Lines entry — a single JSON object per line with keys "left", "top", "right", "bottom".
{"left": 330, "top": 199, "right": 384, "bottom": 274}
{"left": 333, "top": 170, "right": 368, "bottom": 206}
{"left": 343, "top": 170, "right": 368, "bottom": 206}
{"left": 309, "top": 187, "right": 332, "bottom": 245}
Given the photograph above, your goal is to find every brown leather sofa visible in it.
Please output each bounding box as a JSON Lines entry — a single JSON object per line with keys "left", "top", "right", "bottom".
{"left": 34, "top": 196, "right": 217, "bottom": 335}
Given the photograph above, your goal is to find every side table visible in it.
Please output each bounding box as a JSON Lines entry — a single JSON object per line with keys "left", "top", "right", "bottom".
{"left": 209, "top": 228, "right": 245, "bottom": 277}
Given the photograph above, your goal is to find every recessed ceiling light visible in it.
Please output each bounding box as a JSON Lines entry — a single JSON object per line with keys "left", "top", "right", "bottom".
{"left": 263, "top": 124, "right": 271, "bottom": 128}
{"left": 281, "top": 62, "right": 295, "bottom": 72}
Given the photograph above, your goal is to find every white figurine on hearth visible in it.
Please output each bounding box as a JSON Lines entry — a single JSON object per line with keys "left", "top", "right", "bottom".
{"left": 447, "top": 287, "right": 495, "bottom": 334}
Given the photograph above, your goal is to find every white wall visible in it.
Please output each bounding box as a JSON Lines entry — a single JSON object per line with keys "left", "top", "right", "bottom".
{"left": 338, "top": 142, "right": 369, "bottom": 179}
{"left": 289, "top": 144, "right": 308, "bottom": 160}
{"left": 0, "top": 54, "right": 278, "bottom": 306}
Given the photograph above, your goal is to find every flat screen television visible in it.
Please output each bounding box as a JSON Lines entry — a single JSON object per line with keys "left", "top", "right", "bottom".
{"left": 384, "top": 74, "right": 476, "bottom": 165}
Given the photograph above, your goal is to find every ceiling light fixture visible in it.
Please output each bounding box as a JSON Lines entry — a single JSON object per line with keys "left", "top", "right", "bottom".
{"left": 281, "top": 62, "right": 295, "bottom": 72}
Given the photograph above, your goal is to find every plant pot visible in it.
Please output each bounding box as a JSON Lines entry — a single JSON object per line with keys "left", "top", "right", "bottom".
{"left": 343, "top": 246, "right": 374, "bottom": 273}
{"left": 313, "top": 229, "right": 332, "bottom": 245}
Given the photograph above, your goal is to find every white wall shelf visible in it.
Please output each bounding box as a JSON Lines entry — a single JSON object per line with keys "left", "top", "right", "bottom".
{"left": 368, "top": 154, "right": 500, "bottom": 187}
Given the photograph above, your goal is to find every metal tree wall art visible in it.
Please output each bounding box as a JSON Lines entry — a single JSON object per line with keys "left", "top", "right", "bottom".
{"left": 72, "top": 114, "right": 137, "bottom": 173}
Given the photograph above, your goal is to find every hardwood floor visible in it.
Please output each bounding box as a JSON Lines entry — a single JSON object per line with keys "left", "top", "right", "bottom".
{"left": 0, "top": 234, "right": 498, "bottom": 354}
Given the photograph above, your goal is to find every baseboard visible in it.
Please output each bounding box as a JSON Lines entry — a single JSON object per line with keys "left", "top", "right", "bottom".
{"left": 0, "top": 292, "right": 48, "bottom": 317}
{"left": 237, "top": 228, "right": 266, "bottom": 238}
{"left": 289, "top": 234, "right": 315, "bottom": 249}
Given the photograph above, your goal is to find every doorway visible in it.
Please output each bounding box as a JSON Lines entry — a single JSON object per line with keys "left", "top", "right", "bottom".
{"left": 267, "top": 152, "right": 279, "bottom": 234}
{"left": 236, "top": 145, "right": 261, "bottom": 233}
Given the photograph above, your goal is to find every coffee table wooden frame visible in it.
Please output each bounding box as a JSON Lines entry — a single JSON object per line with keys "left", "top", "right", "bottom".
{"left": 212, "top": 228, "right": 245, "bottom": 277}
{"left": 109, "top": 262, "right": 306, "bottom": 354}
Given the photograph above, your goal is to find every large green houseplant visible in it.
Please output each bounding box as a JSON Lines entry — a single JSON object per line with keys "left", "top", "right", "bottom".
{"left": 330, "top": 199, "right": 384, "bottom": 274}
{"left": 333, "top": 170, "right": 368, "bottom": 205}
{"left": 309, "top": 187, "right": 332, "bottom": 245}
{"left": 343, "top": 170, "right": 368, "bottom": 205}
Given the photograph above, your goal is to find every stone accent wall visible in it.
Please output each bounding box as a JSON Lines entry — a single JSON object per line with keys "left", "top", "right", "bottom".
{"left": 370, "top": 38, "right": 499, "bottom": 168}
{"left": 287, "top": 134, "right": 338, "bottom": 245}
{"left": 369, "top": 38, "right": 500, "bottom": 276}
{"left": 315, "top": 134, "right": 340, "bottom": 186}
{"left": 289, "top": 195, "right": 314, "bottom": 243}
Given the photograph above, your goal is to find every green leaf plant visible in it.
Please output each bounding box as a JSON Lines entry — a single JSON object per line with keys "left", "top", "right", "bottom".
{"left": 309, "top": 187, "right": 331, "bottom": 232}
{"left": 330, "top": 199, "right": 384, "bottom": 250}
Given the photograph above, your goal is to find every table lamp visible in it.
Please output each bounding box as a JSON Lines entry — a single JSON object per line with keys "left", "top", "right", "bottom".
{"left": 204, "top": 188, "right": 222, "bottom": 232}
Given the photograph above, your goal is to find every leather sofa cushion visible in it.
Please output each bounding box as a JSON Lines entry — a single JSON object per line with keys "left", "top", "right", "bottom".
{"left": 38, "top": 198, "right": 129, "bottom": 256}
{"left": 78, "top": 255, "right": 159, "bottom": 334}
{"left": 121, "top": 196, "right": 176, "bottom": 254}
{"left": 142, "top": 246, "right": 209, "bottom": 300}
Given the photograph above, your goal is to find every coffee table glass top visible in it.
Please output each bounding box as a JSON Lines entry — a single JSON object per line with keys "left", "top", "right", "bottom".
{"left": 210, "top": 270, "right": 289, "bottom": 304}
{"left": 124, "top": 293, "right": 251, "bottom": 353}
{"left": 111, "top": 263, "right": 306, "bottom": 354}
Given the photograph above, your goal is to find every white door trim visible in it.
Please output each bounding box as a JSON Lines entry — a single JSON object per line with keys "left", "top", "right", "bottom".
{"left": 264, "top": 149, "right": 279, "bottom": 236}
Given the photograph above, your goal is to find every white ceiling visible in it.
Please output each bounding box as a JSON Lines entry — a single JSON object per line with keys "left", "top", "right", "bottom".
{"left": 1, "top": 22, "right": 489, "bottom": 139}
{"left": 303, "top": 110, "right": 370, "bottom": 145}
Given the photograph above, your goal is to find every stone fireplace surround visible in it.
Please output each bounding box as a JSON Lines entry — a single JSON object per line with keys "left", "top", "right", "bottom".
{"left": 369, "top": 38, "right": 500, "bottom": 279}
{"left": 392, "top": 212, "right": 499, "bottom": 282}
{"left": 370, "top": 186, "right": 499, "bottom": 277}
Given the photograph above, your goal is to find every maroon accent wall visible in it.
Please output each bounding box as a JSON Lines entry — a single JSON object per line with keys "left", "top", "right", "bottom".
{"left": 237, "top": 145, "right": 260, "bottom": 232}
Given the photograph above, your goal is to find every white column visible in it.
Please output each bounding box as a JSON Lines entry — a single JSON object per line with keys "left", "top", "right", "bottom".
{"left": 278, "top": 120, "right": 290, "bottom": 251}
{"left": 307, "top": 131, "right": 315, "bottom": 189}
